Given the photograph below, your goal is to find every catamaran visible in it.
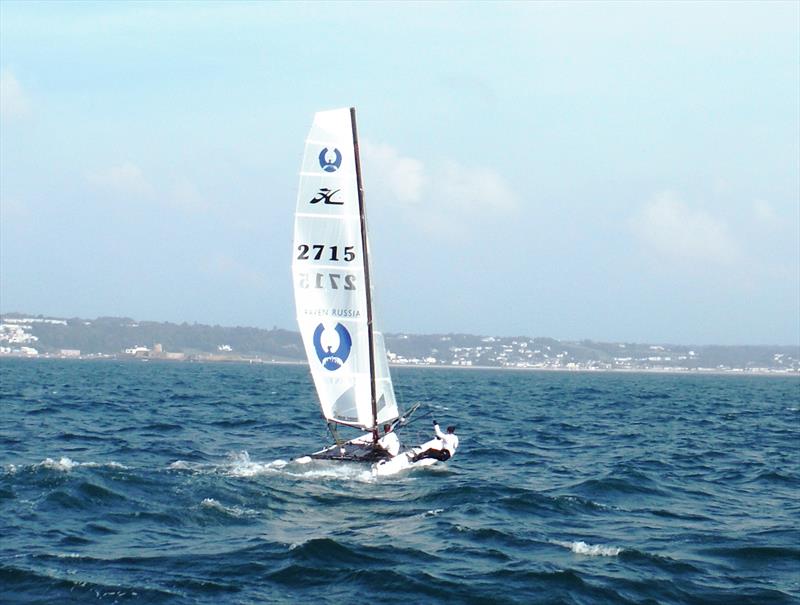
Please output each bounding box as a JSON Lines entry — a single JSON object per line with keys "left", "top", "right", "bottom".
{"left": 292, "top": 107, "right": 411, "bottom": 463}
{"left": 292, "top": 107, "right": 455, "bottom": 472}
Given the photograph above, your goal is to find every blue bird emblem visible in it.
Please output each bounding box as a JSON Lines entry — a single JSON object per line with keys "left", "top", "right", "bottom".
{"left": 319, "top": 147, "right": 342, "bottom": 172}
{"left": 313, "top": 323, "right": 352, "bottom": 371}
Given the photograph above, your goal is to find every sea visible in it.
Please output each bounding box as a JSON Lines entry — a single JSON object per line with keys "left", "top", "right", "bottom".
{"left": 1, "top": 358, "right": 798, "bottom": 605}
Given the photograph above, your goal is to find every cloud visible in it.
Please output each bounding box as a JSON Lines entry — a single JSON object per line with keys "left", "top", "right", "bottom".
{"left": 361, "top": 141, "right": 426, "bottom": 204}
{"left": 437, "top": 160, "right": 518, "bottom": 213}
{"left": 361, "top": 140, "right": 518, "bottom": 235}
{"left": 87, "top": 164, "right": 209, "bottom": 214}
{"left": 630, "top": 191, "right": 739, "bottom": 264}
{"left": 87, "top": 162, "right": 153, "bottom": 197}
{"left": 752, "top": 199, "right": 779, "bottom": 228}
{"left": 0, "top": 68, "right": 30, "bottom": 120}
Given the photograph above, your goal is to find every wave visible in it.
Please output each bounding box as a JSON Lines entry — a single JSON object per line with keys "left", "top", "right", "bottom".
{"left": 200, "top": 497, "right": 258, "bottom": 519}
{"left": 37, "top": 457, "right": 81, "bottom": 472}
{"left": 646, "top": 508, "right": 712, "bottom": 522}
{"left": 141, "top": 422, "right": 184, "bottom": 432}
{"left": 745, "top": 470, "right": 800, "bottom": 487}
{"left": 618, "top": 548, "right": 703, "bottom": 575}
{"left": 567, "top": 471, "right": 668, "bottom": 499}
{"left": 571, "top": 386, "right": 613, "bottom": 401}
{"left": 494, "top": 491, "right": 612, "bottom": 518}
{"left": 452, "top": 525, "right": 537, "bottom": 550}
{"left": 552, "top": 539, "right": 623, "bottom": 556}
{"left": 0, "top": 564, "right": 179, "bottom": 604}
{"left": 56, "top": 431, "right": 107, "bottom": 442}
{"left": 634, "top": 391, "right": 672, "bottom": 400}
{"left": 38, "top": 480, "right": 130, "bottom": 512}
{"left": 699, "top": 545, "right": 800, "bottom": 564}
{"left": 47, "top": 458, "right": 127, "bottom": 472}
{"left": 2, "top": 457, "right": 129, "bottom": 474}
{"left": 286, "top": 537, "right": 377, "bottom": 565}
{"left": 209, "top": 418, "right": 261, "bottom": 428}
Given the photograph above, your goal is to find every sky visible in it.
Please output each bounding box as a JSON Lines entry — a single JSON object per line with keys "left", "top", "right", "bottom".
{"left": 1, "top": 1, "right": 798, "bottom": 346}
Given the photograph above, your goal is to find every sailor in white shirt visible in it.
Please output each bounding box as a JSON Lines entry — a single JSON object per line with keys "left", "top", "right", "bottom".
{"left": 377, "top": 423, "right": 400, "bottom": 457}
{"left": 411, "top": 420, "right": 458, "bottom": 462}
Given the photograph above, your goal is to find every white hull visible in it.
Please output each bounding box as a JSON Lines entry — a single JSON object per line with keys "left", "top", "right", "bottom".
{"left": 372, "top": 451, "right": 439, "bottom": 477}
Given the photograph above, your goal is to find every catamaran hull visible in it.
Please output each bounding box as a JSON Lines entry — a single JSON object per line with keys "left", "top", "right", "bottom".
{"left": 372, "top": 452, "right": 439, "bottom": 476}
{"left": 296, "top": 443, "right": 445, "bottom": 476}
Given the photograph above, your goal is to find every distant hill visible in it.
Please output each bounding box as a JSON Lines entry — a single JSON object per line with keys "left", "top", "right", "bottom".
{"left": 1, "top": 312, "right": 798, "bottom": 374}
{"left": 0, "top": 313, "right": 302, "bottom": 361}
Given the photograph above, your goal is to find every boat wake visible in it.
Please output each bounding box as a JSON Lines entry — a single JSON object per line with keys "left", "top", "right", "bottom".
{"left": 170, "top": 451, "right": 380, "bottom": 483}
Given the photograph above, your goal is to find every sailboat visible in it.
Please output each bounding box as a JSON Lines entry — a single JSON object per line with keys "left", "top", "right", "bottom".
{"left": 292, "top": 107, "right": 415, "bottom": 463}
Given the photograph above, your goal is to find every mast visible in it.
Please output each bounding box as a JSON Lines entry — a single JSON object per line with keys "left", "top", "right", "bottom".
{"left": 350, "top": 107, "right": 379, "bottom": 440}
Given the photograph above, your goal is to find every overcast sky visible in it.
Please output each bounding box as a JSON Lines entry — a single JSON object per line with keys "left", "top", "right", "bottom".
{"left": 1, "top": 2, "right": 798, "bottom": 345}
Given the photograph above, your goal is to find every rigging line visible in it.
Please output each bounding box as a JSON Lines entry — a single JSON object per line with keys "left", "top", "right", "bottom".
{"left": 327, "top": 422, "right": 343, "bottom": 447}
{"left": 389, "top": 402, "right": 421, "bottom": 432}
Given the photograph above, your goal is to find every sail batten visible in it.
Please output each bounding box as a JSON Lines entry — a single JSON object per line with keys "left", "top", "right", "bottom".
{"left": 292, "top": 107, "right": 398, "bottom": 431}
{"left": 294, "top": 212, "right": 361, "bottom": 218}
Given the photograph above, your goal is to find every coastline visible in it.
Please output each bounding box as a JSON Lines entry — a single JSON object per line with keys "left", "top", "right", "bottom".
{"left": 1, "top": 353, "right": 796, "bottom": 378}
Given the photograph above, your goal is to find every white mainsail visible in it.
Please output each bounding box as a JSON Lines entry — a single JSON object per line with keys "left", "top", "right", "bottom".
{"left": 292, "top": 108, "right": 398, "bottom": 432}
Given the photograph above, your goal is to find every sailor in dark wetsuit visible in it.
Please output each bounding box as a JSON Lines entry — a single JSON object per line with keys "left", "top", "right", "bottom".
{"left": 411, "top": 421, "right": 458, "bottom": 462}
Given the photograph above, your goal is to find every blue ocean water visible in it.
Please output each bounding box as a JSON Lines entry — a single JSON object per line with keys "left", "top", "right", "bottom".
{"left": 1, "top": 358, "right": 798, "bottom": 605}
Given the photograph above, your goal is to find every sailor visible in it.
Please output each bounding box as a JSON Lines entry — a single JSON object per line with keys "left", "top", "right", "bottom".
{"left": 377, "top": 423, "right": 400, "bottom": 457}
{"left": 411, "top": 420, "right": 458, "bottom": 462}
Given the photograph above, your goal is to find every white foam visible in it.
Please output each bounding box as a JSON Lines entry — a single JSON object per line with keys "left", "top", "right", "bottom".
{"left": 559, "top": 495, "right": 611, "bottom": 510}
{"left": 82, "top": 461, "right": 128, "bottom": 470}
{"left": 553, "top": 540, "right": 623, "bottom": 557}
{"left": 173, "top": 451, "right": 379, "bottom": 483}
{"left": 37, "top": 457, "right": 79, "bottom": 471}
{"left": 222, "top": 451, "right": 378, "bottom": 482}
{"left": 282, "top": 464, "right": 376, "bottom": 483}
{"left": 168, "top": 460, "right": 205, "bottom": 472}
{"left": 225, "top": 451, "right": 289, "bottom": 477}
{"left": 170, "top": 453, "right": 298, "bottom": 477}
{"left": 200, "top": 497, "right": 257, "bottom": 517}
{"left": 32, "top": 458, "right": 127, "bottom": 472}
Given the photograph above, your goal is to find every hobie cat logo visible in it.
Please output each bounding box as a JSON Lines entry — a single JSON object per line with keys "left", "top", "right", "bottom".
{"left": 313, "top": 322, "right": 352, "bottom": 371}
{"left": 319, "top": 148, "right": 342, "bottom": 172}
{"left": 309, "top": 187, "right": 342, "bottom": 205}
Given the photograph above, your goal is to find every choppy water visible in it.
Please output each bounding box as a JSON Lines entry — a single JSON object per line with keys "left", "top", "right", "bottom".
{"left": 1, "top": 358, "right": 798, "bottom": 604}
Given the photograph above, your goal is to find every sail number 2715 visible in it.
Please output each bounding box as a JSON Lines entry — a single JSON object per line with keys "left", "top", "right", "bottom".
{"left": 296, "top": 244, "right": 355, "bottom": 262}
{"left": 297, "top": 273, "right": 356, "bottom": 291}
